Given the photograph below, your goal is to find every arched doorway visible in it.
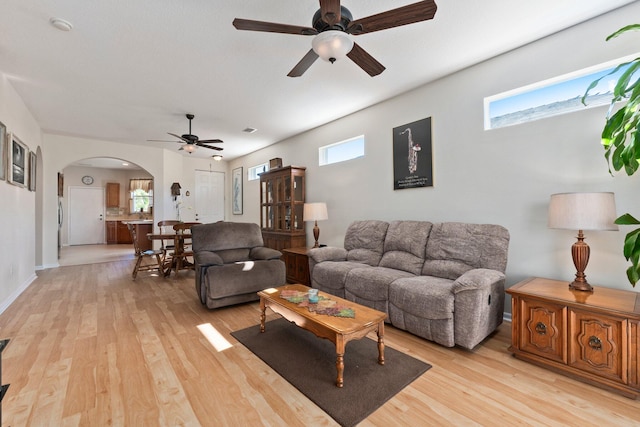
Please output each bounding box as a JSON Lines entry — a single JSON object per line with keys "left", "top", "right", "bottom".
{"left": 58, "top": 157, "right": 153, "bottom": 266}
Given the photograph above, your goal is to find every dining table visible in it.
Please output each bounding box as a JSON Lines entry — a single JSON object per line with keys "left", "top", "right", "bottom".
{"left": 147, "top": 232, "right": 193, "bottom": 276}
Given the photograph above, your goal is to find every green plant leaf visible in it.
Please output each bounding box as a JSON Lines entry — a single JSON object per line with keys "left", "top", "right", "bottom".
{"left": 622, "top": 229, "right": 640, "bottom": 259}
{"left": 606, "top": 24, "right": 640, "bottom": 41}
{"left": 615, "top": 213, "right": 640, "bottom": 225}
{"left": 626, "top": 265, "right": 639, "bottom": 286}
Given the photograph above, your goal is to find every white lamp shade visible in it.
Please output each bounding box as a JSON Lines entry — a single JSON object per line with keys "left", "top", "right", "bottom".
{"left": 548, "top": 192, "right": 618, "bottom": 231}
{"left": 303, "top": 202, "right": 328, "bottom": 222}
{"left": 312, "top": 30, "right": 354, "bottom": 62}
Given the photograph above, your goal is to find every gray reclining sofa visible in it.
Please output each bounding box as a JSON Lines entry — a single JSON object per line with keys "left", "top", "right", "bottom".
{"left": 308, "top": 220, "right": 510, "bottom": 349}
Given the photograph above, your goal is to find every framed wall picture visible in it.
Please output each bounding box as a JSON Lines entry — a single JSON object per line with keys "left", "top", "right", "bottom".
{"left": 0, "top": 121, "right": 6, "bottom": 181}
{"left": 393, "top": 117, "right": 433, "bottom": 190}
{"left": 8, "top": 133, "right": 27, "bottom": 188}
{"left": 28, "top": 151, "right": 37, "bottom": 191}
{"left": 232, "top": 166, "right": 243, "bottom": 215}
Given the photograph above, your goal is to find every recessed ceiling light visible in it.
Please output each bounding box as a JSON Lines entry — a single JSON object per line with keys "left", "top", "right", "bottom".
{"left": 243, "top": 127, "right": 257, "bottom": 134}
{"left": 122, "top": 162, "right": 129, "bottom": 166}
{"left": 50, "top": 18, "right": 73, "bottom": 32}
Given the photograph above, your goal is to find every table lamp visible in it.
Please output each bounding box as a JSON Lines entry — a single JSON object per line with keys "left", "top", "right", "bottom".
{"left": 303, "top": 202, "right": 328, "bottom": 248}
{"left": 548, "top": 192, "right": 618, "bottom": 292}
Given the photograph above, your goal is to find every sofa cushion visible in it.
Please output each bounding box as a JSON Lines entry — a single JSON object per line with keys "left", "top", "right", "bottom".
{"left": 389, "top": 276, "right": 455, "bottom": 319}
{"left": 344, "top": 267, "right": 415, "bottom": 316}
{"left": 388, "top": 276, "right": 456, "bottom": 347}
{"left": 379, "top": 221, "right": 432, "bottom": 275}
{"left": 216, "top": 248, "right": 251, "bottom": 263}
{"left": 344, "top": 220, "right": 389, "bottom": 266}
{"left": 312, "top": 261, "right": 372, "bottom": 297}
{"left": 192, "top": 222, "right": 264, "bottom": 252}
{"left": 422, "top": 222, "right": 510, "bottom": 279}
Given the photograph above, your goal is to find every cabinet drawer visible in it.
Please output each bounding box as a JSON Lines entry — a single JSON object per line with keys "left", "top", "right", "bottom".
{"left": 569, "top": 309, "right": 626, "bottom": 383}
{"left": 519, "top": 299, "right": 566, "bottom": 363}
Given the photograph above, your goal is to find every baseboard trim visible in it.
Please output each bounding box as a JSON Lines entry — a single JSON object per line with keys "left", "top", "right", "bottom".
{"left": 0, "top": 273, "right": 37, "bottom": 315}
{"left": 503, "top": 312, "right": 512, "bottom": 323}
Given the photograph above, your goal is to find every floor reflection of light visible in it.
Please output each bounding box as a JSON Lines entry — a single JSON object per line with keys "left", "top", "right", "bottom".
{"left": 197, "top": 323, "right": 233, "bottom": 352}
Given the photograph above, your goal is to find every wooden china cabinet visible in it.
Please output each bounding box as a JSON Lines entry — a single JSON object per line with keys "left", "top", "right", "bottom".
{"left": 259, "top": 166, "right": 306, "bottom": 251}
{"left": 507, "top": 277, "right": 640, "bottom": 399}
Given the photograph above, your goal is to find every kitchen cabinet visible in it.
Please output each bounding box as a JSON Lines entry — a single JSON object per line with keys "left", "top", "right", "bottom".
{"left": 259, "top": 166, "right": 306, "bottom": 251}
{"left": 507, "top": 277, "right": 640, "bottom": 399}
{"left": 106, "top": 221, "right": 134, "bottom": 245}
{"left": 106, "top": 182, "right": 120, "bottom": 208}
{"left": 106, "top": 221, "right": 118, "bottom": 244}
{"left": 117, "top": 222, "right": 133, "bottom": 244}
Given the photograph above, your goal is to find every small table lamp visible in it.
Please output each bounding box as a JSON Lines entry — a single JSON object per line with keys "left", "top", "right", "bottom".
{"left": 303, "top": 202, "right": 328, "bottom": 248}
{"left": 548, "top": 192, "right": 618, "bottom": 292}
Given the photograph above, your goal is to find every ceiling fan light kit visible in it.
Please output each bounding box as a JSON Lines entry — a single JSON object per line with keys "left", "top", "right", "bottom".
{"left": 312, "top": 30, "right": 353, "bottom": 63}
{"left": 233, "top": 0, "right": 437, "bottom": 77}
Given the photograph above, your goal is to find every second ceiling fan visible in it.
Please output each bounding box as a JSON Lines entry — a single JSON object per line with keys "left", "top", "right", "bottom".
{"left": 151, "top": 114, "right": 223, "bottom": 154}
{"left": 233, "top": 0, "right": 437, "bottom": 77}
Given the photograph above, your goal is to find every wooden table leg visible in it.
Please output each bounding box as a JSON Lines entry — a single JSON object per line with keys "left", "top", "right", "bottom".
{"left": 336, "top": 336, "right": 345, "bottom": 387}
{"left": 260, "top": 298, "right": 266, "bottom": 333}
{"left": 377, "top": 321, "right": 385, "bottom": 365}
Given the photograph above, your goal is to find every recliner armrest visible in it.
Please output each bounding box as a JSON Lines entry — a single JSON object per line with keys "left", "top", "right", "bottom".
{"left": 451, "top": 268, "right": 505, "bottom": 293}
{"left": 308, "top": 246, "right": 347, "bottom": 263}
{"left": 194, "top": 251, "right": 224, "bottom": 267}
{"left": 250, "top": 247, "right": 282, "bottom": 260}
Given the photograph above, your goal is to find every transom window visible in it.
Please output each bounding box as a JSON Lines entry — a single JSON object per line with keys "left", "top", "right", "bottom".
{"left": 319, "top": 135, "right": 365, "bottom": 166}
{"left": 484, "top": 54, "right": 638, "bottom": 130}
{"left": 248, "top": 162, "right": 268, "bottom": 181}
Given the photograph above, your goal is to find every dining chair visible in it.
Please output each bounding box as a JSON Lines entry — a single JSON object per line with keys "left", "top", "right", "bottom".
{"left": 157, "top": 220, "right": 181, "bottom": 253}
{"left": 172, "top": 222, "right": 201, "bottom": 274}
{"left": 127, "top": 223, "right": 165, "bottom": 279}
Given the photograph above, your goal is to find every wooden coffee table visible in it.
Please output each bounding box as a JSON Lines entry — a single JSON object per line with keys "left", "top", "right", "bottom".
{"left": 258, "top": 284, "right": 386, "bottom": 388}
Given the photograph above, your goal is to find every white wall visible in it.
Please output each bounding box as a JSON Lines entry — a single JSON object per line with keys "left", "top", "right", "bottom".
{"left": 228, "top": 3, "right": 640, "bottom": 306}
{"left": 0, "top": 74, "right": 42, "bottom": 311}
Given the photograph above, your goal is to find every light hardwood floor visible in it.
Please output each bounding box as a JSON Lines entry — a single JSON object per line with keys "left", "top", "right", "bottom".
{"left": 1, "top": 261, "right": 639, "bottom": 426}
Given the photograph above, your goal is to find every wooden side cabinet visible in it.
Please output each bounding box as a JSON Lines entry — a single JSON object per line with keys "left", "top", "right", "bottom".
{"left": 507, "top": 277, "right": 640, "bottom": 399}
{"left": 282, "top": 247, "right": 310, "bottom": 286}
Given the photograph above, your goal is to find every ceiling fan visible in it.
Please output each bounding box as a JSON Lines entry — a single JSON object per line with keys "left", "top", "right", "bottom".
{"left": 148, "top": 114, "right": 223, "bottom": 153}
{"left": 233, "top": 0, "right": 437, "bottom": 77}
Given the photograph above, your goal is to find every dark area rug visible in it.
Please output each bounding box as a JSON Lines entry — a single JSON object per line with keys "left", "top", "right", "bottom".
{"left": 231, "top": 318, "right": 431, "bottom": 427}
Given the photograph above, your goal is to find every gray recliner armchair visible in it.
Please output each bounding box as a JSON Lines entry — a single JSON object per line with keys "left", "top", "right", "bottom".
{"left": 192, "top": 222, "right": 286, "bottom": 309}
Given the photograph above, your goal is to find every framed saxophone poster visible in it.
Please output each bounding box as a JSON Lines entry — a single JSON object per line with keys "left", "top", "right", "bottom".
{"left": 393, "top": 117, "right": 432, "bottom": 190}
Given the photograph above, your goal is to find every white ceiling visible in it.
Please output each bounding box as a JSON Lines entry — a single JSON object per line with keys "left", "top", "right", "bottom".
{"left": 2, "top": 1, "right": 636, "bottom": 160}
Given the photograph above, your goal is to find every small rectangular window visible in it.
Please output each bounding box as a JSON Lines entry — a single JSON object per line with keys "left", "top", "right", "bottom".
{"left": 319, "top": 135, "right": 365, "bottom": 166}
{"left": 248, "top": 162, "right": 268, "bottom": 181}
{"left": 484, "top": 53, "right": 638, "bottom": 130}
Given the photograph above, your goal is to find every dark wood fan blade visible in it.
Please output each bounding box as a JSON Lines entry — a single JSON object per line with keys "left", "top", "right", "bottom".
{"left": 233, "top": 18, "right": 317, "bottom": 36}
{"left": 198, "top": 139, "right": 223, "bottom": 144}
{"left": 347, "top": 0, "right": 437, "bottom": 35}
{"left": 196, "top": 143, "right": 223, "bottom": 151}
{"left": 287, "top": 49, "right": 319, "bottom": 77}
{"left": 168, "top": 132, "right": 190, "bottom": 143}
{"left": 347, "top": 43, "right": 385, "bottom": 76}
{"left": 320, "top": 0, "right": 341, "bottom": 25}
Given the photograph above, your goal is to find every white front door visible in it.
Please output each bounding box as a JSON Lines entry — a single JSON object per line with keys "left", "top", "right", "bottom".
{"left": 194, "top": 170, "right": 224, "bottom": 224}
{"left": 68, "top": 187, "right": 105, "bottom": 245}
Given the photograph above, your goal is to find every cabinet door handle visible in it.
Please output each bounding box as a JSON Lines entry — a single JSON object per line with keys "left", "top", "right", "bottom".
{"left": 588, "top": 336, "right": 602, "bottom": 350}
{"left": 535, "top": 322, "right": 547, "bottom": 335}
